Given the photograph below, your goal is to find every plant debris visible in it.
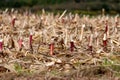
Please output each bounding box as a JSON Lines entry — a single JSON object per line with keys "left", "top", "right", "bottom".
{"left": 0, "top": 9, "right": 119, "bottom": 79}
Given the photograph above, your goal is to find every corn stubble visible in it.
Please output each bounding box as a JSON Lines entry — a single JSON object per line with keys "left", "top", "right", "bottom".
{"left": 0, "top": 9, "right": 119, "bottom": 79}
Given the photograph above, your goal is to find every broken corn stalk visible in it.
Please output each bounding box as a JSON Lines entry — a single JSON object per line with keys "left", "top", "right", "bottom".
{"left": 70, "top": 41, "right": 75, "bottom": 52}
{"left": 18, "top": 38, "right": 23, "bottom": 49}
{"left": 50, "top": 43, "right": 54, "bottom": 55}
{"left": 0, "top": 39, "right": 3, "bottom": 52}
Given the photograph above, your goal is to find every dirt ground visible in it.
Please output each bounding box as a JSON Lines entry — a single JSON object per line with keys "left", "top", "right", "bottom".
{"left": 0, "top": 66, "right": 119, "bottom": 80}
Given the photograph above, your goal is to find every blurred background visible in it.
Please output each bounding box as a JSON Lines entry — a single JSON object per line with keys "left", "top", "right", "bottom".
{"left": 0, "top": 0, "right": 120, "bottom": 14}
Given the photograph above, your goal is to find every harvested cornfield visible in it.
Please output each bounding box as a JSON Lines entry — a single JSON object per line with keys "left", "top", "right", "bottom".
{"left": 0, "top": 9, "right": 120, "bottom": 80}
